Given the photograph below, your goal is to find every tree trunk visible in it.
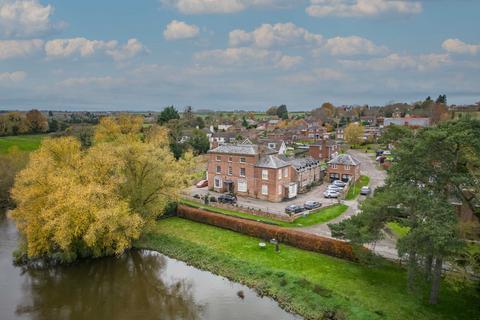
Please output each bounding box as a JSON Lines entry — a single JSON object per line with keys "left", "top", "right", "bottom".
{"left": 429, "top": 256, "right": 443, "bottom": 304}
{"left": 424, "top": 254, "right": 433, "bottom": 281}
{"left": 407, "top": 251, "right": 417, "bottom": 292}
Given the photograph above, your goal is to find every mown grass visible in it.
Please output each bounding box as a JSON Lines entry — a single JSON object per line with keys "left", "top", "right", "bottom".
{"left": 181, "top": 198, "right": 348, "bottom": 227}
{"left": 137, "top": 218, "right": 478, "bottom": 320}
{"left": 386, "top": 222, "right": 410, "bottom": 238}
{"left": 345, "top": 175, "right": 370, "bottom": 200}
{"left": 0, "top": 134, "right": 46, "bottom": 154}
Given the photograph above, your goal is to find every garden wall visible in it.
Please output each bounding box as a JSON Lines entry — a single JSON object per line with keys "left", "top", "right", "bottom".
{"left": 177, "top": 205, "right": 358, "bottom": 261}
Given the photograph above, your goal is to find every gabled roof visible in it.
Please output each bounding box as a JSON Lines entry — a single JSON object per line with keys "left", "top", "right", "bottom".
{"left": 328, "top": 154, "right": 360, "bottom": 166}
{"left": 256, "top": 154, "right": 290, "bottom": 169}
{"left": 209, "top": 144, "right": 258, "bottom": 155}
{"left": 281, "top": 156, "right": 320, "bottom": 171}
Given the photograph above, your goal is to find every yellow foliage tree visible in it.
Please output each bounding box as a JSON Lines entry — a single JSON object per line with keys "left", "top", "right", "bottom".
{"left": 11, "top": 117, "right": 194, "bottom": 263}
{"left": 344, "top": 123, "right": 365, "bottom": 146}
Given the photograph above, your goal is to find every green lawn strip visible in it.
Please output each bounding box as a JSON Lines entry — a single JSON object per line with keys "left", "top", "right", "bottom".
{"left": 0, "top": 134, "right": 46, "bottom": 154}
{"left": 345, "top": 175, "right": 370, "bottom": 200}
{"left": 386, "top": 222, "right": 410, "bottom": 238}
{"left": 137, "top": 218, "right": 478, "bottom": 320}
{"left": 181, "top": 198, "right": 347, "bottom": 228}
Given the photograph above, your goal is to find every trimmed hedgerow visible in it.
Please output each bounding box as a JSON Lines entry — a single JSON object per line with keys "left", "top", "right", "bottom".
{"left": 177, "top": 204, "right": 357, "bottom": 261}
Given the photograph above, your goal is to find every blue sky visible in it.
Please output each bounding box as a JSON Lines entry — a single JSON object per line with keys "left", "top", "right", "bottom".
{"left": 0, "top": 0, "right": 479, "bottom": 111}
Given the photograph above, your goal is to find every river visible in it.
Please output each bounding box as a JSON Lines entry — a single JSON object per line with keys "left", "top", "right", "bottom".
{"left": 0, "top": 215, "right": 300, "bottom": 320}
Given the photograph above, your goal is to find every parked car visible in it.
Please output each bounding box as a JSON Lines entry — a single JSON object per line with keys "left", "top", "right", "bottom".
{"left": 193, "top": 194, "right": 201, "bottom": 199}
{"left": 218, "top": 194, "right": 237, "bottom": 204}
{"left": 304, "top": 201, "right": 321, "bottom": 210}
{"left": 323, "top": 190, "right": 340, "bottom": 198}
{"left": 328, "top": 184, "right": 344, "bottom": 192}
{"left": 285, "top": 205, "right": 305, "bottom": 214}
{"left": 196, "top": 179, "right": 208, "bottom": 188}
{"left": 332, "top": 180, "right": 347, "bottom": 187}
{"left": 360, "top": 186, "right": 371, "bottom": 195}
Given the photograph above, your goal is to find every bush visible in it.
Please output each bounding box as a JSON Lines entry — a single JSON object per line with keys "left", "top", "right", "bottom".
{"left": 177, "top": 205, "right": 358, "bottom": 261}
{"left": 210, "top": 196, "right": 217, "bottom": 202}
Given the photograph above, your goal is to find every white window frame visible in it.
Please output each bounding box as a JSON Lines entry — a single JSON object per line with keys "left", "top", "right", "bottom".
{"left": 262, "top": 169, "right": 269, "bottom": 180}
{"left": 228, "top": 166, "right": 233, "bottom": 175}
{"left": 345, "top": 165, "right": 350, "bottom": 171}
{"left": 240, "top": 167, "right": 246, "bottom": 177}
{"left": 216, "top": 165, "right": 221, "bottom": 174}
{"left": 228, "top": 156, "right": 233, "bottom": 162}
{"left": 261, "top": 184, "right": 268, "bottom": 195}
{"left": 283, "top": 167, "right": 288, "bottom": 178}
{"left": 278, "top": 170, "right": 282, "bottom": 180}
{"left": 278, "top": 184, "right": 282, "bottom": 195}
{"left": 216, "top": 155, "right": 221, "bottom": 161}
{"left": 214, "top": 177, "right": 222, "bottom": 188}
{"left": 238, "top": 180, "right": 247, "bottom": 193}
{"left": 240, "top": 157, "right": 246, "bottom": 163}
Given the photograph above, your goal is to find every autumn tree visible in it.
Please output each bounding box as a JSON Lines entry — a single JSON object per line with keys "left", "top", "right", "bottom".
{"left": 344, "top": 123, "right": 364, "bottom": 146}
{"left": 11, "top": 116, "right": 194, "bottom": 263}
{"left": 0, "top": 148, "right": 29, "bottom": 211}
{"left": 25, "top": 109, "right": 48, "bottom": 133}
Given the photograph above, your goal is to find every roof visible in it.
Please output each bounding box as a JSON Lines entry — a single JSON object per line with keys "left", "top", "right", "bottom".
{"left": 209, "top": 144, "right": 258, "bottom": 155}
{"left": 282, "top": 156, "right": 320, "bottom": 171}
{"left": 310, "top": 139, "right": 336, "bottom": 147}
{"left": 328, "top": 154, "right": 360, "bottom": 166}
{"left": 255, "top": 154, "right": 290, "bottom": 169}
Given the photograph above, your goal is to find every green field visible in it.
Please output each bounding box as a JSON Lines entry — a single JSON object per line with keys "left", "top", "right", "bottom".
{"left": 0, "top": 134, "right": 46, "bottom": 154}
{"left": 137, "top": 218, "right": 478, "bottom": 320}
{"left": 345, "top": 175, "right": 370, "bottom": 200}
{"left": 181, "top": 198, "right": 348, "bottom": 227}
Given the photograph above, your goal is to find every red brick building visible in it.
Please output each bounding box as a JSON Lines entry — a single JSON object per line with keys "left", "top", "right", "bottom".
{"left": 308, "top": 140, "right": 339, "bottom": 161}
{"left": 327, "top": 154, "right": 361, "bottom": 182}
{"left": 207, "top": 144, "right": 299, "bottom": 202}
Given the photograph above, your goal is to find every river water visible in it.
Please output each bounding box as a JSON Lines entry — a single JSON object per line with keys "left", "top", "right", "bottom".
{"left": 0, "top": 215, "right": 300, "bottom": 320}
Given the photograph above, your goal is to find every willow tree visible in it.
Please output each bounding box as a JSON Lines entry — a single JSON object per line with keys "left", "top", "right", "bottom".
{"left": 11, "top": 116, "right": 194, "bottom": 263}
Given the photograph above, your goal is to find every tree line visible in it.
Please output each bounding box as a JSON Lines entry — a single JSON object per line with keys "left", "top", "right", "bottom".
{"left": 0, "top": 110, "right": 49, "bottom": 136}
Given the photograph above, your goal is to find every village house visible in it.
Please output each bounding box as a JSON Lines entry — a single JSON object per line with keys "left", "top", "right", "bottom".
{"left": 384, "top": 117, "right": 430, "bottom": 127}
{"left": 308, "top": 139, "right": 339, "bottom": 161}
{"left": 207, "top": 144, "right": 298, "bottom": 202}
{"left": 282, "top": 156, "right": 322, "bottom": 192}
{"left": 258, "top": 139, "right": 287, "bottom": 155}
{"left": 327, "top": 154, "right": 361, "bottom": 182}
{"left": 209, "top": 131, "right": 237, "bottom": 148}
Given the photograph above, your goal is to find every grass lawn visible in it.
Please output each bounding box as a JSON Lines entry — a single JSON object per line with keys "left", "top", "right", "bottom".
{"left": 181, "top": 198, "right": 348, "bottom": 227}
{"left": 137, "top": 218, "right": 478, "bottom": 320}
{"left": 0, "top": 134, "right": 46, "bottom": 154}
{"left": 386, "top": 222, "right": 410, "bottom": 238}
{"left": 345, "top": 175, "right": 370, "bottom": 200}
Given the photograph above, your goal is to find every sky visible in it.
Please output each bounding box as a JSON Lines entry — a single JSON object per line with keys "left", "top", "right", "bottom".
{"left": 0, "top": 0, "right": 479, "bottom": 111}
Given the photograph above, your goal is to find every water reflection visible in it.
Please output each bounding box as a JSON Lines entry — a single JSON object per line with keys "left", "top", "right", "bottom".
{"left": 16, "top": 251, "right": 203, "bottom": 320}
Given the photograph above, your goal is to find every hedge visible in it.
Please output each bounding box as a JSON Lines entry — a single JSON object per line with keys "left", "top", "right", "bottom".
{"left": 177, "top": 205, "right": 358, "bottom": 262}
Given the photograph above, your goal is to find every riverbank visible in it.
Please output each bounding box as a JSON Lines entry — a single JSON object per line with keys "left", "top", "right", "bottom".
{"left": 136, "top": 218, "right": 478, "bottom": 320}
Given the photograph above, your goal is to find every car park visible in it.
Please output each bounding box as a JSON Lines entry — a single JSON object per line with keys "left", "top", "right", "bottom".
{"left": 195, "top": 179, "right": 208, "bottom": 188}
{"left": 328, "top": 184, "right": 344, "bottom": 192}
{"left": 360, "top": 186, "right": 371, "bottom": 195}
{"left": 218, "top": 194, "right": 237, "bottom": 204}
{"left": 304, "top": 201, "right": 321, "bottom": 210}
{"left": 323, "top": 190, "right": 340, "bottom": 198}
{"left": 285, "top": 205, "right": 305, "bottom": 214}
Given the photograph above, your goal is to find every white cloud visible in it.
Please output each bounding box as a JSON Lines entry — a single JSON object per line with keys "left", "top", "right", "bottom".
{"left": 164, "top": 20, "right": 199, "bottom": 40}
{"left": 160, "top": 0, "right": 291, "bottom": 14}
{"left": 0, "top": 0, "right": 54, "bottom": 36}
{"left": 306, "top": 0, "right": 422, "bottom": 17}
{"left": 340, "top": 53, "right": 451, "bottom": 71}
{"left": 229, "top": 22, "right": 322, "bottom": 48}
{"left": 44, "top": 38, "right": 146, "bottom": 61}
{"left": 106, "top": 38, "right": 147, "bottom": 61}
{"left": 57, "top": 76, "right": 124, "bottom": 88}
{"left": 194, "top": 47, "right": 302, "bottom": 69}
{"left": 0, "top": 70, "right": 26, "bottom": 82}
{"left": 442, "top": 38, "right": 480, "bottom": 55}
{"left": 0, "top": 39, "right": 43, "bottom": 59}
{"left": 283, "top": 68, "right": 346, "bottom": 83}
{"left": 317, "top": 36, "right": 387, "bottom": 56}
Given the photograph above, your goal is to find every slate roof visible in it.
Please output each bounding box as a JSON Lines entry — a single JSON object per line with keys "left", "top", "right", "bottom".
{"left": 255, "top": 155, "right": 290, "bottom": 169}
{"left": 328, "top": 154, "right": 360, "bottom": 166}
{"left": 279, "top": 155, "right": 320, "bottom": 171}
{"left": 209, "top": 144, "right": 258, "bottom": 155}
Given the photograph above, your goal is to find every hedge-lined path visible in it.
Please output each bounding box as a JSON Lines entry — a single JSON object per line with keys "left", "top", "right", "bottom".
{"left": 301, "top": 149, "right": 398, "bottom": 259}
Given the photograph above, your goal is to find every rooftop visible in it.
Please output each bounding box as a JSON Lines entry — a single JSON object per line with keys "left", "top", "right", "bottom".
{"left": 256, "top": 154, "right": 290, "bottom": 169}
{"left": 328, "top": 154, "right": 360, "bottom": 166}
{"left": 209, "top": 144, "right": 258, "bottom": 155}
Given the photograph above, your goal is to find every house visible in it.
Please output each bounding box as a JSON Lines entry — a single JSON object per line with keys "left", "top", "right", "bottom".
{"left": 207, "top": 144, "right": 298, "bottom": 202}
{"left": 363, "top": 126, "right": 381, "bottom": 142}
{"left": 327, "top": 154, "right": 361, "bottom": 182}
{"left": 282, "top": 156, "right": 322, "bottom": 192}
{"left": 336, "top": 128, "right": 345, "bottom": 140}
{"left": 308, "top": 140, "right": 339, "bottom": 161}
{"left": 209, "top": 132, "right": 237, "bottom": 148}
{"left": 383, "top": 117, "right": 430, "bottom": 127}
{"left": 258, "top": 139, "right": 287, "bottom": 155}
